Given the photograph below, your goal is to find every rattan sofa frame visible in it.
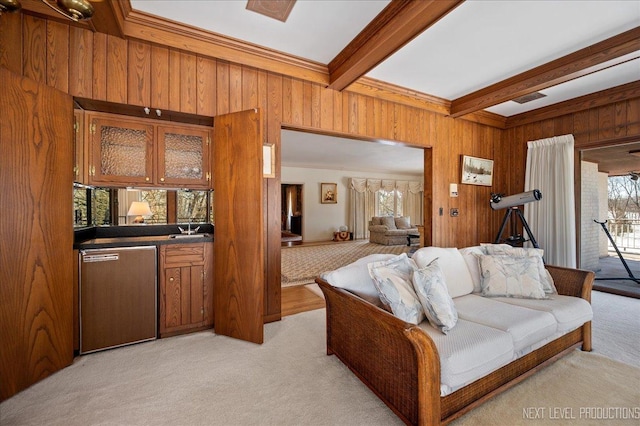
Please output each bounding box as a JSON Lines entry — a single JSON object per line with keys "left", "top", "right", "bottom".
{"left": 316, "top": 265, "right": 594, "bottom": 425}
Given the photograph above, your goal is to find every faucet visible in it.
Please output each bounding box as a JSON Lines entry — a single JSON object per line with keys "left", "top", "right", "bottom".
{"left": 178, "top": 218, "right": 200, "bottom": 235}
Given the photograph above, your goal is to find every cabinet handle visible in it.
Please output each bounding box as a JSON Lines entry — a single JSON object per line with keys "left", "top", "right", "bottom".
{"left": 145, "top": 177, "right": 150, "bottom": 182}
{"left": 169, "top": 277, "right": 174, "bottom": 282}
{"left": 160, "top": 177, "right": 165, "bottom": 182}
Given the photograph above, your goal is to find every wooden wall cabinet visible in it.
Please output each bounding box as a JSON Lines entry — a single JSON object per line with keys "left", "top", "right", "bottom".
{"left": 159, "top": 242, "right": 213, "bottom": 337}
{"left": 87, "top": 113, "right": 155, "bottom": 186}
{"left": 157, "top": 125, "right": 211, "bottom": 188}
{"left": 86, "top": 112, "right": 211, "bottom": 189}
{"left": 73, "top": 110, "right": 86, "bottom": 184}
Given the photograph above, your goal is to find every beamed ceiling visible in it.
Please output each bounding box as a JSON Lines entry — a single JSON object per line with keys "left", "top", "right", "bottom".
{"left": 15, "top": 0, "right": 640, "bottom": 176}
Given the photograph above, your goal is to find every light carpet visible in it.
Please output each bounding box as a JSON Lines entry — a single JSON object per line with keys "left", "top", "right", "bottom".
{"left": 281, "top": 240, "right": 408, "bottom": 287}
{"left": 2, "top": 293, "right": 638, "bottom": 426}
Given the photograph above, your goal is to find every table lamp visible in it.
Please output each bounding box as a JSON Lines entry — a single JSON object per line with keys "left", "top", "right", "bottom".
{"left": 127, "top": 201, "right": 152, "bottom": 223}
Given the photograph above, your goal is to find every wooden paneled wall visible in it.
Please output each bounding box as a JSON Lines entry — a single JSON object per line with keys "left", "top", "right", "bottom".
{"left": 501, "top": 98, "right": 640, "bottom": 197}
{"left": 1, "top": 13, "right": 528, "bottom": 320}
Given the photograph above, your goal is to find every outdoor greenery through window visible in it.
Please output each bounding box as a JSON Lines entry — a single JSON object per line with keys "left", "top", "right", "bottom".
{"left": 377, "top": 189, "right": 403, "bottom": 217}
{"left": 73, "top": 186, "right": 213, "bottom": 227}
{"left": 607, "top": 175, "right": 639, "bottom": 252}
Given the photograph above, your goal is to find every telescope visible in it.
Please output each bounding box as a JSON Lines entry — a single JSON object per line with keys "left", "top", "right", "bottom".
{"left": 490, "top": 190, "right": 542, "bottom": 211}
{"left": 491, "top": 190, "right": 542, "bottom": 248}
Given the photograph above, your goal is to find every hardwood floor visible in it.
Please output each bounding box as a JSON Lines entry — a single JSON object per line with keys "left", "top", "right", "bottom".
{"left": 281, "top": 284, "right": 325, "bottom": 317}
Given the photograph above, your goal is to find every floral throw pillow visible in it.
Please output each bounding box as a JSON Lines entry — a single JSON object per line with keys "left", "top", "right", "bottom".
{"left": 482, "top": 244, "right": 557, "bottom": 294}
{"left": 380, "top": 216, "right": 396, "bottom": 229}
{"left": 478, "top": 254, "right": 548, "bottom": 300}
{"left": 368, "top": 253, "right": 424, "bottom": 324}
{"left": 412, "top": 260, "right": 458, "bottom": 334}
{"left": 394, "top": 216, "right": 411, "bottom": 229}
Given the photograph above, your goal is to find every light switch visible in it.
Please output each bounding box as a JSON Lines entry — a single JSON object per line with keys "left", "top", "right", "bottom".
{"left": 449, "top": 183, "right": 458, "bottom": 197}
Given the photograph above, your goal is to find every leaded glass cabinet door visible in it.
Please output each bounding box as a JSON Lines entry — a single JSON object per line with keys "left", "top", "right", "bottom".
{"left": 88, "top": 113, "right": 154, "bottom": 186}
{"left": 157, "top": 125, "right": 211, "bottom": 189}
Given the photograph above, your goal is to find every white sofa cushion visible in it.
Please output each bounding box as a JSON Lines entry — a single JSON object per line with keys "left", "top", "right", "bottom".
{"left": 368, "top": 254, "right": 424, "bottom": 324}
{"left": 320, "top": 253, "right": 397, "bottom": 307}
{"left": 454, "top": 294, "right": 557, "bottom": 354}
{"left": 419, "top": 319, "right": 514, "bottom": 396}
{"left": 495, "top": 295, "right": 593, "bottom": 333}
{"left": 459, "top": 246, "right": 485, "bottom": 293}
{"left": 413, "top": 260, "right": 458, "bottom": 334}
{"left": 478, "top": 254, "right": 548, "bottom": 300}
{"left": 412, "top": 247, "right": 474, "bottom": 298}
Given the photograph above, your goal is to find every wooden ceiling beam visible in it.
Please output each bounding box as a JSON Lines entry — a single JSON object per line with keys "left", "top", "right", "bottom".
{"left": 505, "top": 80, "right": 640, "bottom": 128}
{"left": 450, "top": 26, "right": 640, "bottom": 118}
{"left": 327, "top": 0, "right": 464, "bottom": 91}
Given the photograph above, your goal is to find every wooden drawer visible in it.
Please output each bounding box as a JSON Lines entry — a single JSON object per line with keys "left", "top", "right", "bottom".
{"left": 162, "top": 243, "right": 205, "bottom": 266}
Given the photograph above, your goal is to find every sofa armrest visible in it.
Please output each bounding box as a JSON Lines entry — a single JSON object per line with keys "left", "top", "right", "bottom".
{"left": 545, "top": 265, "right": 594, "bottom": 302}
{"left": 316, "top": 278, "right": 441, "bottom": 425}
{"left": 368, "top": 224, "right": 389, "bottom": 233}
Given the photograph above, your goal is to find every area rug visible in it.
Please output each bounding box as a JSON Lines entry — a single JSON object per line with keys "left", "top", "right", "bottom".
{"left": 2, "top": 308, "right": 638, "bottom": 426}
{"left": 451, "top": 350, "right": 640, "bottom": 426}
{"left": 281, "top": 240, "right": 408, "bottom": 287}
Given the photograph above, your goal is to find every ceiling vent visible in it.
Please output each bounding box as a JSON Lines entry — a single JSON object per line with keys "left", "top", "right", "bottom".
{"left": 246, "top": 0, "right": 296, "bottom": 22}
{"left": 511, "top": 92, "right": 547, "bottom": 104}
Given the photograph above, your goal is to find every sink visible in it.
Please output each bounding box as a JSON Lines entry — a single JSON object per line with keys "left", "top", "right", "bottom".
{"left": 168, "top": 234, "right": 208, "bottom": 239}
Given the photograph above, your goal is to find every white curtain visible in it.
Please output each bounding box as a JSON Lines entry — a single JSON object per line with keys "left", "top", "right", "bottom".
{"left": 397, "top": 180, "right": 424, "bottom": 226}
{"left": 349, "top": 178, "right": 375, "bottom": 239}
{"left": 524, "top": 134, "right": 576, "bottom": 267}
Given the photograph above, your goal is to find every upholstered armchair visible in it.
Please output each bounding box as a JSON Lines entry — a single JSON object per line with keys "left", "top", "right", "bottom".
{"left": 368, "top": 216, "right": 418, "bottom": 245}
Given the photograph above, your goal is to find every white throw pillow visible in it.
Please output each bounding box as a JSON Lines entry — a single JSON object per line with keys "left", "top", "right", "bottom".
{"left": 320, "top": 253, "right": 397, "bottom": 307}
{"left": 368, "top": 253, "right": 424, "bottom": 324}
{"left": 482, "top": 244, "right": 557, "bottom": 294}
{"left": 412, "top": 247, "right": 474, "bottom": 298}
{"left": 478, "top": 254, "right": 548, "bottom": 300}
{"left": 413, "top": 260, "right": 458, "bottom": 334}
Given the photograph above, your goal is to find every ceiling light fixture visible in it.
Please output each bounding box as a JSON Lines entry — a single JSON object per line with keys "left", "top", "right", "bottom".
{"left": 0, "top": 0, "right": 94, "bottom": 21}
{"left": 0, "top": 0, "right": 21, "bottom": 15}
{"left": 40, "top": 0, "right": 94, "bottom": 21}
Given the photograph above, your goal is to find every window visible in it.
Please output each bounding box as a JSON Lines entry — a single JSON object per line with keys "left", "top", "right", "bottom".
{"left": 73, "top": 187, "right": 212, "bottom": 226}
{"left": 139, "top": 190, "right": 167, "bottom": 224}
{"left": 177, "top": 190, "right": 210, "bottom": 223}
{"left": 376, "top": 189, "right": 403, "bottom": 217}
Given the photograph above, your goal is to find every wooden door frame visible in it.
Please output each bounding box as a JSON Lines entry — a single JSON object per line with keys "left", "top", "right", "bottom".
{"left": 277, "top": 124, "right": 433, "bottom": 242}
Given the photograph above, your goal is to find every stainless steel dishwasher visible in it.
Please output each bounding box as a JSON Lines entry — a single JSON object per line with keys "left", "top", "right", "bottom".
{"left": 79, "top": 246, "right": 157, "bottom": 354}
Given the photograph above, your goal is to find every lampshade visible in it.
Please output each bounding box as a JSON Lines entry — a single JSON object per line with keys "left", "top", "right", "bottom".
{"left": 127, "top": 201, "right": 152, "bottom": 223}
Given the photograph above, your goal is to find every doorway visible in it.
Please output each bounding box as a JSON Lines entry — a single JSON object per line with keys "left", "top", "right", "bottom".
{"left": 281, "top": 183, "right": 303, "bottom": 245}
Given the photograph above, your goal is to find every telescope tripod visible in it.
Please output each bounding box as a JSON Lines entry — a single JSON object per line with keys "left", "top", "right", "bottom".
{"left": 494, "top": 207, "right": 539, "bottom": 248}
{"left": 594, "top": 220, "right": 640, "bottom": 285}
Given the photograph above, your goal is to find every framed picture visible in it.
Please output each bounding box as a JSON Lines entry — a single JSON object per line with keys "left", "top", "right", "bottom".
{"left": 263, "top": 144, "right": 275, "bottom": 178}
{"left": 321, "top": 182, "right": 337, "bottom": 204}
{"left": 461, "top": 155, "right": 493, "bottom": 186}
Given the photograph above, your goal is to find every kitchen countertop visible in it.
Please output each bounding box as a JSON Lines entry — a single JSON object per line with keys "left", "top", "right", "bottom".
{"left": 75, "top": 234, "right": 213, "bottom": 249}
{"left": 74, "top": 224, "right": 214, "bottom": 249}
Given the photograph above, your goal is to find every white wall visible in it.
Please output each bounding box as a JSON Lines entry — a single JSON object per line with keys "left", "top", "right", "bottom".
{"left": 598, "top": 172, "right": 609, "bottom": 257}
{"left": 282, "top": 166, "right": 422, "bottom": 242}
{"left": 580, "top": 161, "right": 600, "bottom": 271}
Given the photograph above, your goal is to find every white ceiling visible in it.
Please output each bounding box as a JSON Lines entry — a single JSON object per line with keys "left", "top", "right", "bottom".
{"left": 130, "top": 0, "right": 640, "bottom": 172}
{"left": 281, "top": 130, "right": 424, "bottom": 176}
